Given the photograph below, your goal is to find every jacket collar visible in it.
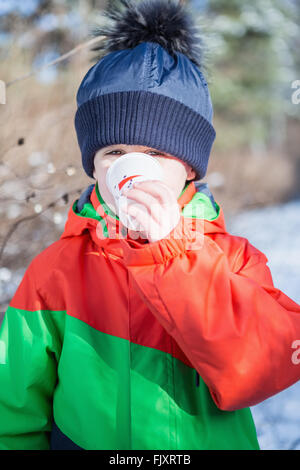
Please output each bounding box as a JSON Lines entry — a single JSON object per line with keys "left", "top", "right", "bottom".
{"left": 61, "top": 181, "right": 227, "bottom": 257}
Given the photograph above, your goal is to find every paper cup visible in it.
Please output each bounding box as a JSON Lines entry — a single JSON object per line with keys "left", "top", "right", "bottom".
{"left": 106, "top": 152, "right": 164, "bottom": 231}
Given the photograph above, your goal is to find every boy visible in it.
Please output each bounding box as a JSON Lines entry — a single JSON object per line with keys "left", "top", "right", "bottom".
{"left": 0, "top": 0, "right": 300, "bottom": 450}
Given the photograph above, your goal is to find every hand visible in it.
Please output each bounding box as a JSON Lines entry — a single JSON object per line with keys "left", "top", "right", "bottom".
{"left": 121, "top": 180, "right": 181, "bottom": 243}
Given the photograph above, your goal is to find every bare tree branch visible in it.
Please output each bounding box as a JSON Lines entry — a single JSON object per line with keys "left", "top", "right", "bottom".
{"left": 6, "top": 36, "right": 104, "bottom": 88}
{"left": 0, "top": 187, "right": 84, "bottom": 264}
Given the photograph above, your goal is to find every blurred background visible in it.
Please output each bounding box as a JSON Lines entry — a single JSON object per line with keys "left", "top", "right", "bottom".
{"left": 0, "top": 0, "right": 300, "bottom": 450}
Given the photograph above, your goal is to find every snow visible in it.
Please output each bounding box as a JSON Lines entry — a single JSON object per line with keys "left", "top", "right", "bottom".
{"left": 226, "top": 198, "right": 300, "bottom": 450}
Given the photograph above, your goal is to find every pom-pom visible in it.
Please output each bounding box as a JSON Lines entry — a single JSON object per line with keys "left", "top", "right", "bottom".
{"left": 90, "top": 0, "right": 206, "bottom": 69}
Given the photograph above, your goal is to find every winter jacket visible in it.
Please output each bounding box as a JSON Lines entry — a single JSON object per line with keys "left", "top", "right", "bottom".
{"left": 1, "top": 180, "right": 300, "bottom": 450}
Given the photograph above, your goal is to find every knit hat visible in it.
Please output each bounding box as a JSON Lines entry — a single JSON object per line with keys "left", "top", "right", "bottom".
{"left": 75, "top": 0, "right": 216, "bottom": 181}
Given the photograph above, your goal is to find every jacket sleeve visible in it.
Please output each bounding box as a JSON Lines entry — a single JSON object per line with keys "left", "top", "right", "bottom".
{"left": 0, "top": 260, "right": 64, "bottom": 450}
{"left": 120, "top": 221, "right": 300, "bottom": 411}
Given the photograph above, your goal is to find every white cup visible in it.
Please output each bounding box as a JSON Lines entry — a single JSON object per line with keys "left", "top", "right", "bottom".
{"left": 106, "top": 152, "right": 164, "bottom": 231}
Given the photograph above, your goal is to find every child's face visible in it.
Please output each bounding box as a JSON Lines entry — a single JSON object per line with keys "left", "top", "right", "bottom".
{"left": 93, "top": 144, "right": 196, "bottom": 214}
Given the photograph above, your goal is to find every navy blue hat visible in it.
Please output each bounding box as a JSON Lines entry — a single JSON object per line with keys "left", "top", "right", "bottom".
{"left": 75, "top": 0, "right": 216, "bottom": 181}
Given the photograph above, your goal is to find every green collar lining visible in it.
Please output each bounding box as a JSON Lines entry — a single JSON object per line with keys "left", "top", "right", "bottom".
{"left": 75, "top": 181, "right": 220, "bottom": 222}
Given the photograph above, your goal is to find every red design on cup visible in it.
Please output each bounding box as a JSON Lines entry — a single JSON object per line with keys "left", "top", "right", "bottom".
{"left": 118, "top": 175, "right": 142, "bottom": 192}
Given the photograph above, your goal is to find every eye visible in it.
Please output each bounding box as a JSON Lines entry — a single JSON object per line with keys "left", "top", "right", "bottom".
{"left": 106, "top": 150, "right": 122, "bottom": 155}
{"left": 105, "top": 149, "right": 165, "bottom": 156}
{"left": 148, "top": 151, "right": 165, "bottom": 156}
